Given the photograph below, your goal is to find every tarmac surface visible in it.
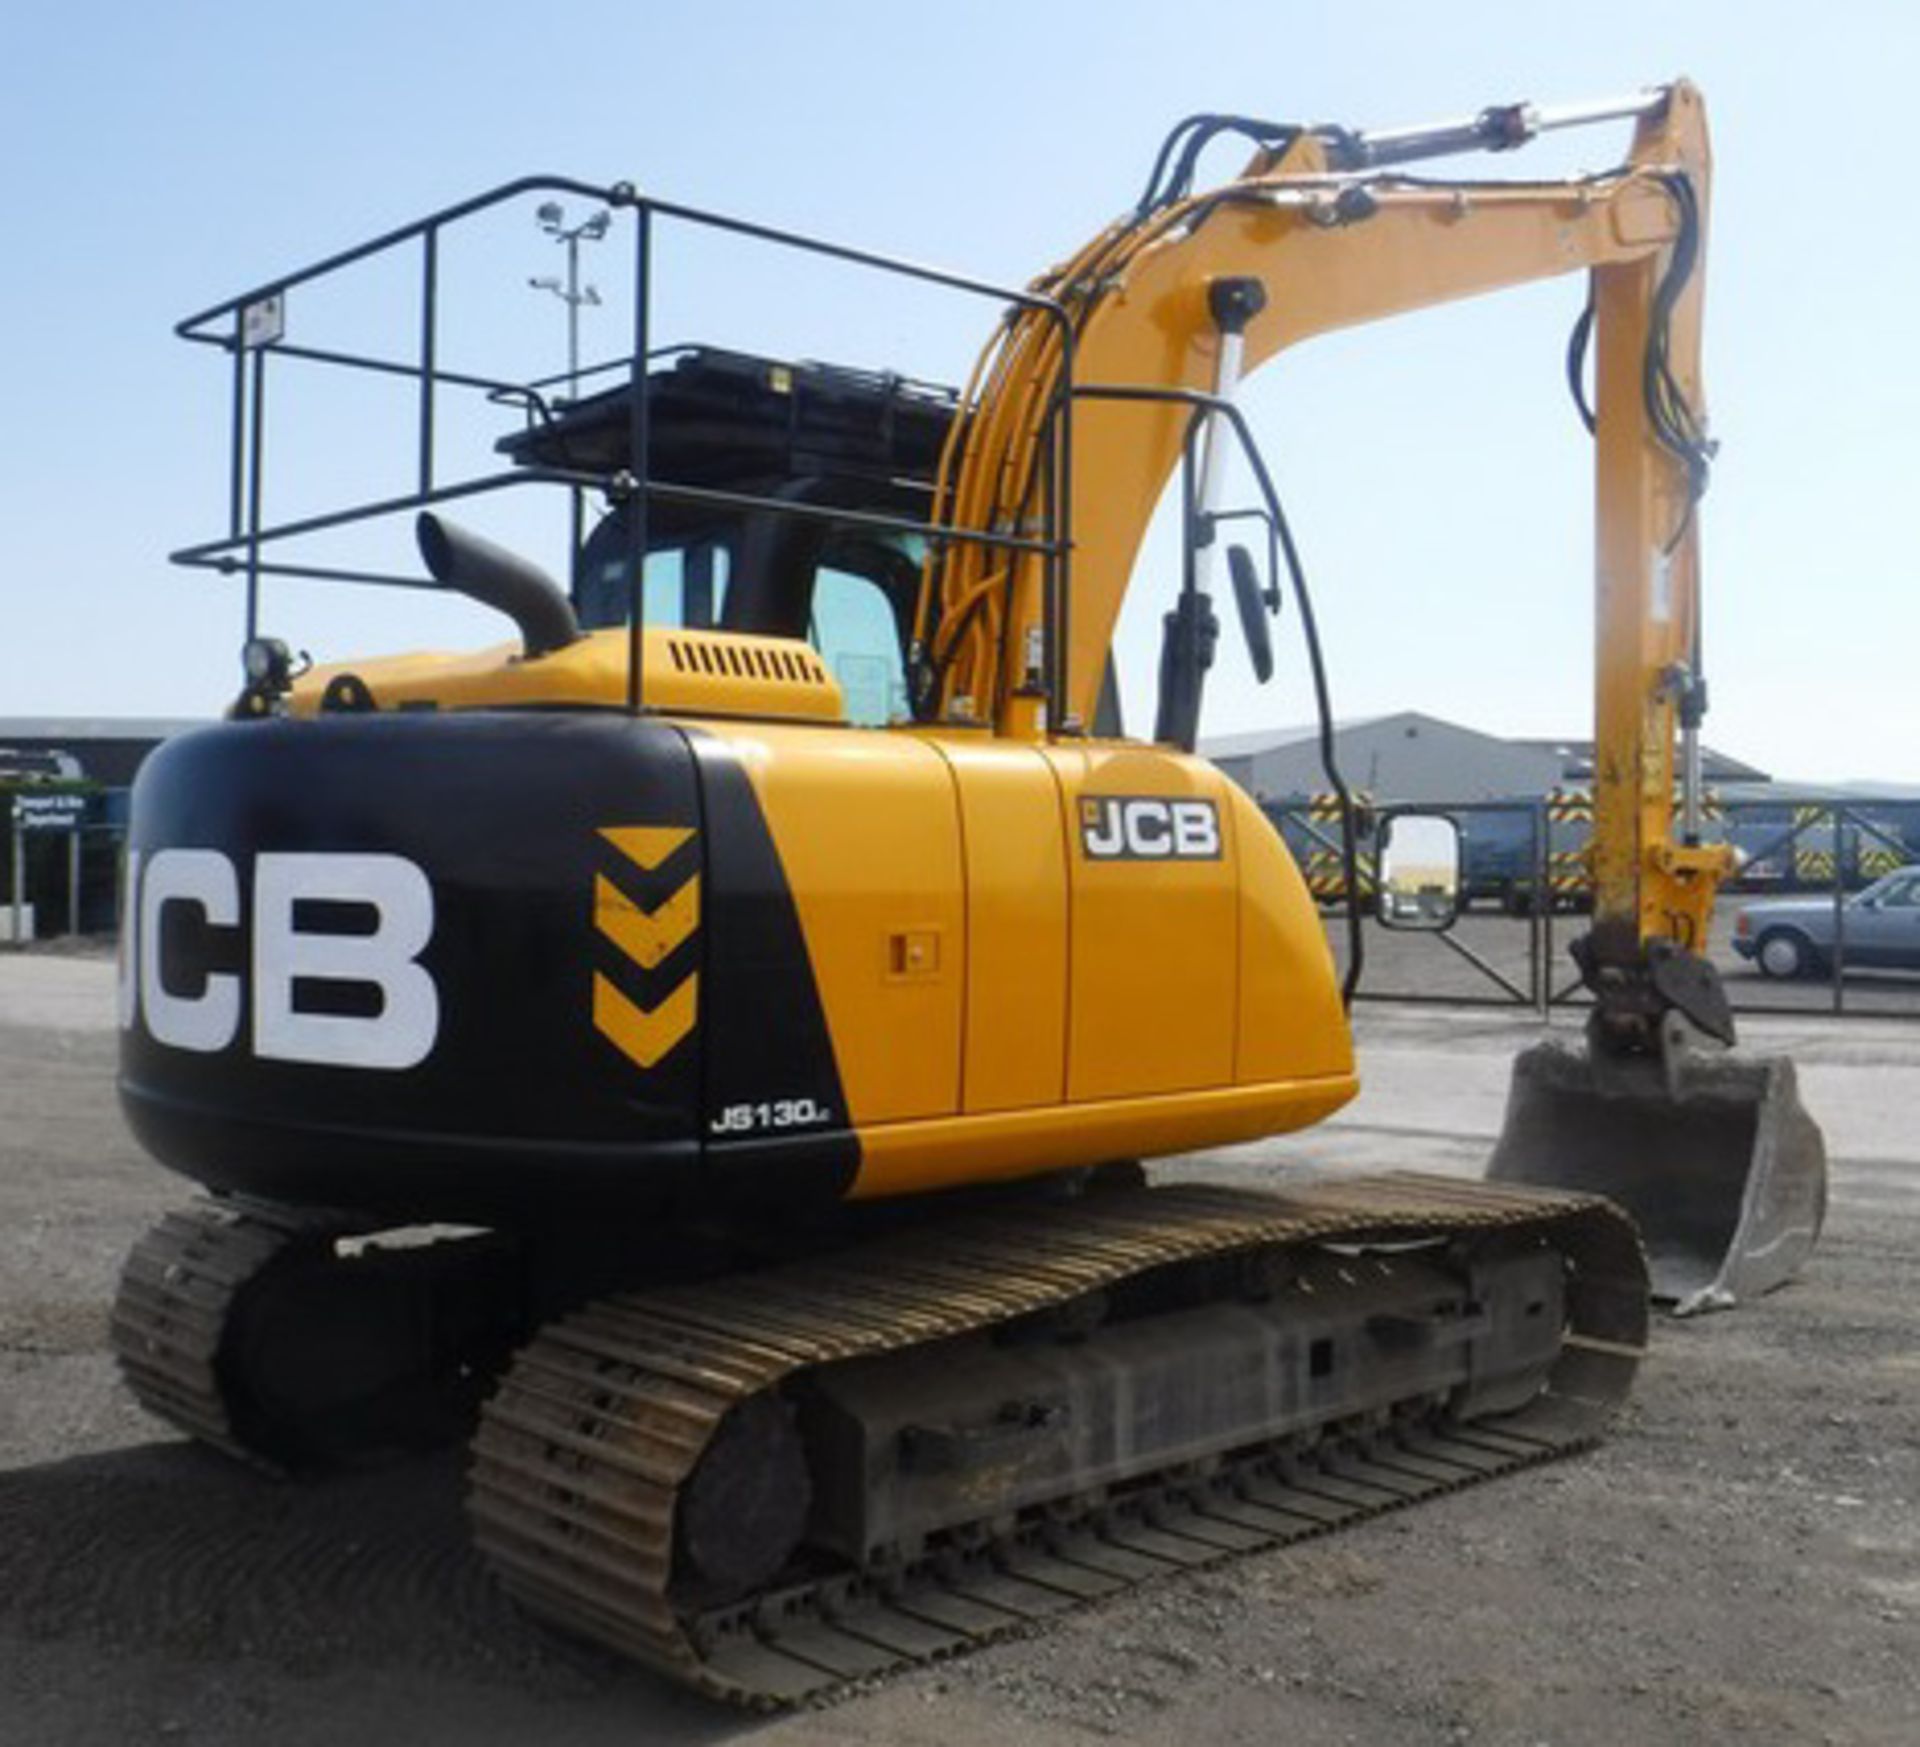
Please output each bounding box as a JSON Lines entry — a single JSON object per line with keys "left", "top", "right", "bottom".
{"left": 1, "top": 950, "right": 1915, "bottom": 1746}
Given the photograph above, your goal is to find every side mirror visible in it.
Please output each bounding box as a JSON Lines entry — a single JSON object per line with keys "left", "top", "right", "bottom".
{"left": 1376, "top": 811, "right": 1462, "bottom": 932}
{"left": 1227, "top": 543, "right": 1274, "bottom": 684}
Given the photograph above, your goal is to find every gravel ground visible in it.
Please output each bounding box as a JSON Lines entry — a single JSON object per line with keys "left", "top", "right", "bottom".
{"left": 0, "top": 952, "right": 1915, "bottom": 1746}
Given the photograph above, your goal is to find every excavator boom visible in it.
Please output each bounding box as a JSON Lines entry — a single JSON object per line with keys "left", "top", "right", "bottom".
{"left": 919, "top": 79, "right": 1824, "bottom": 1309}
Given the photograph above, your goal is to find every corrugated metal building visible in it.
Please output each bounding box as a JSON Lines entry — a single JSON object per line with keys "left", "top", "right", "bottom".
{"left": 1204, "top": 711, "right": 1768, "bottom": 803}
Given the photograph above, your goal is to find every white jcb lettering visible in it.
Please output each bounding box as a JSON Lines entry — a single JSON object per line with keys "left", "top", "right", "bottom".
{"left": 1122, "top": 800, "right": 1173, "bottom": 857}
{"left": 1082, "top": 804, "right": 1126, "bottom": 858}
{"left": 139, "top": 848, "right": 242, "bottom": 1053}
{"left": 1080, "top": 797, "right": 1222, "bottom": 861}
{"left": 1171, "top": 800, "right": 1221, "bottom": 858}
{"left": 116, "top": 848, "right": 141, "bottom": 1031}
{"left": 123, "top": 849, "right": 439, "bottom": 1070}
{"left": 253, "top": 853, "right": 438, "bottom": 1070}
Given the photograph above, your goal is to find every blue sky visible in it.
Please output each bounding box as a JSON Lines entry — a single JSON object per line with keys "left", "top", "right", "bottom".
{"left": 3, "top": 1, "right": 1914, "bottom": 782}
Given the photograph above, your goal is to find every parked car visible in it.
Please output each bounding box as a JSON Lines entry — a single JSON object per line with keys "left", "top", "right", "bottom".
{"left": 1732, "top": 865, "right": 1920, "bottom": 978}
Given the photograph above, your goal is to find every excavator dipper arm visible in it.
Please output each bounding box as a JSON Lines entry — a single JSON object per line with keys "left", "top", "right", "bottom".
{"left": 927, "top": 86, "right": 1724, "bottom": 983}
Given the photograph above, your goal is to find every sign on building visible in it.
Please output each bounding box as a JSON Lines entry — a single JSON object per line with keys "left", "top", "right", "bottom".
{"left": 11, "top": 793, "right": 87, "bottom": 833}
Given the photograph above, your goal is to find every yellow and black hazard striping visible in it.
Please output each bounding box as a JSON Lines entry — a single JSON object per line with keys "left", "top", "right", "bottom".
{"left": 1542, "top": 787, "right": 1721, "bottom": 823}
{"left": 1306, "top": 789, "right": 1374, "bottom": 826}
{"left": 1300, "top": 791, "right": 1376, "bottom": 899}
{"left": 1860, "top": 845, "right": 1904, "bottom": 879}
{"left": 1304, "top": 846, "right": 1377, "bottom": 899}
{"left": 1794, "top": 848, "right": 1837, "bottom": 882}
{"left": 1788, "top": 804, "right": 1838, "bottom": 885}
{"left": 1547, "top": 846, "right": 1593, "bottom": 895}
{"left": 592, "top": 824, "right": 701, "bottom": 1071}
{"left": 1545, "top": 787, "right": 1593, "bottom": 825}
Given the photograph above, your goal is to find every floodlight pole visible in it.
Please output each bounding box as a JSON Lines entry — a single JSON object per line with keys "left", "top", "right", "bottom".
{"left": 531, "top": 202, "right": 609, "bottom": 401}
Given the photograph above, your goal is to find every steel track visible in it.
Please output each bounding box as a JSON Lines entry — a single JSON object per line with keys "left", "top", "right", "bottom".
{"left": 109, "top": 1199, "right": 347, "bottom": 1471}
{"left": 468, "top": 1171, "right": 1647, "bottom": 1705}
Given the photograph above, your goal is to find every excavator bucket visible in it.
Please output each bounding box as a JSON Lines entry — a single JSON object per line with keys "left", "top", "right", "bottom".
{"left": 1487, "top": 1039, "right": 1827, "bottom": 1316}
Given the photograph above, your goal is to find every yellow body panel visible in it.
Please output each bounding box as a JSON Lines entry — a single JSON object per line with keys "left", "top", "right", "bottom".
{"left": 698, "top": 721, "right": 965, "bottom": 1125}
{"left": 526, "top": 701, "right": 1356, "bottom": 1196}
{"left": 693, "top": 721, "right": 1353, "bottom": 1195}
{"left": 1226, "top": 784, "right": 1354, "bottom": 1086}
{"left": 290, "top": 625, "right": 844, "bottom": 723}
{"left": 849, "top": 1074, "right": 1355, "bottom": 1200}
{"left": 1047, "top": 745, "right": 1240, "bottom": 1101}
{"left": 929, "top": 737, "right": 1070, "bottom": 1114}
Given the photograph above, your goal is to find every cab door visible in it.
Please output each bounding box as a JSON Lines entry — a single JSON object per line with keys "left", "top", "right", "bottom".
{"left": 1045, "top": 745, "right": 1239, "bottom": 1101}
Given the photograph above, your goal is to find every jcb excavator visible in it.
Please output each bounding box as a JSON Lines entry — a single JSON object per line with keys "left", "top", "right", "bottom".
{"left": 114, "top": 81, "right": 1825, "bottom": 1702}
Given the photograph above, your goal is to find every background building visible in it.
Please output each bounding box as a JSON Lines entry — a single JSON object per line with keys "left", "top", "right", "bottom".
{"left": 1205, "top": 711, "right": 1769, "bottom": 803}
{"left": 0, "top": 718, "right": 199, "bottom": 791}
{"left": 2, "top": 719, "right": 200, "bottom": 940}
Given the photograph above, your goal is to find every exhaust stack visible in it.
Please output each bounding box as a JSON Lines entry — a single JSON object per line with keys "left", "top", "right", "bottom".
{"left": 417, "top": 513, "right": 582, "bottom": 659}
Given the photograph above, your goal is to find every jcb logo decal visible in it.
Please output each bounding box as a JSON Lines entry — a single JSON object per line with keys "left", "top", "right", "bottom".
{"left": 119, "top": 849, "right": 438, "bottom": 1070}
{"left": 1080, "top": 797, "right": 1221, "bottom": 861}
{"left": 592, "top": 825, "right": 699, "bottom": 1070}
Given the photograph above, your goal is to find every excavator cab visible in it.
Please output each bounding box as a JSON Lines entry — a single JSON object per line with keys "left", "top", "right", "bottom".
{"left": 497, "top": 346, "right": 950, "bottom": 723}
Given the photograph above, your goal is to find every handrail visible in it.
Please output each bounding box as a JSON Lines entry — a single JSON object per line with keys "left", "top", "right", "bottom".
{"left": 173, "top": 175, "right": 1076, "bottom": 721}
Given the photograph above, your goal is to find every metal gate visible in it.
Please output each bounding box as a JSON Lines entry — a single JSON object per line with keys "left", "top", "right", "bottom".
{"left": 1264, "top": 794, "right": 1920, "bottom": 1021}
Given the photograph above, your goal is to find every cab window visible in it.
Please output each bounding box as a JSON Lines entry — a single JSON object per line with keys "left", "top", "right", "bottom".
{"left": 641, "top": 542, "right": 731, "bottom": 629}
{"left": 811, "top": 565, "right": 908, "bottom": 726}
{"left": 581, "top": 538, "right": 731, "bottom": 631}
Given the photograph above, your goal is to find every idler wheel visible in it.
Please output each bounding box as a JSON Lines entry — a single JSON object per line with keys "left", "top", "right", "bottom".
{"left": 674, "top": 1393, "right": 811, "bottom": 1606}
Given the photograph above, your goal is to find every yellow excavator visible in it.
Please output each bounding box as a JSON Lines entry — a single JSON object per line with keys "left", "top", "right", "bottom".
{"left": 113, "top": 80, "right": 1824, "bottom": 1702}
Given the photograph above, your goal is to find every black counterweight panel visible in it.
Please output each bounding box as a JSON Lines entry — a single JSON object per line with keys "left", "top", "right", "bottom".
{"left": 120, "top": 712, "right": 707, "bottom": 1217}
{"left": 685, "top": 729, "right": 858, "bottom": 1204}
{"left": 120, "top": 710, "right": 860, "bottom": 1223}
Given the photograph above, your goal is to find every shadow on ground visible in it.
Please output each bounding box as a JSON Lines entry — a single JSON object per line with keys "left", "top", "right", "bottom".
{"left": 0, "top": 1438, "right": 746, "bottom": 1742}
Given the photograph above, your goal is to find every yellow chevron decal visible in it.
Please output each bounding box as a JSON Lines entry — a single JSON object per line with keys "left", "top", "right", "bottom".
{"left": 595, "top": 871, "right": 699, "bottom": 969}
{"left": 599, "top": 824, "right": 694, "bottom": 872}
{"left": 593, "top": 970, "right": 698, "bottom": 1069}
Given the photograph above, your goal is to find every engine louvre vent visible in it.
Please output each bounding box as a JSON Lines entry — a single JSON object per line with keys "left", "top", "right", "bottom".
{"left": 649, "top": 628, "right": 841, "bottom": 722}
{"left": 664, "top": 635, "right": 829, "bottom": 688}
